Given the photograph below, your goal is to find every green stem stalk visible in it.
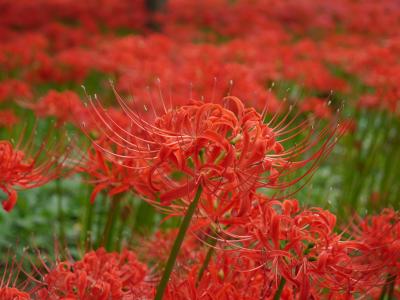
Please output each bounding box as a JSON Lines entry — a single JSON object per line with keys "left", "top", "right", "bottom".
{"left": 380, "top": 274, "right": 396, "bottom": 300}
{"left": 273, "top": 277, "right": 286, "bottom": 300}
{"left": 82, "top": 189, "right": 94, "bottom": 251}
{"left": 56, "top": 179, "right": 65, "bottom": 249}
{"left": 388, "top": 275, "right": 396, "bottom": 300}
{"left": 154, "top": 185, "right": 203, "bottom": 300}
{"left": 102, "top": 194, "right": 122, "bottom": 251}
{"left": 196, "top": 231, "right": 218, "bottom": 285}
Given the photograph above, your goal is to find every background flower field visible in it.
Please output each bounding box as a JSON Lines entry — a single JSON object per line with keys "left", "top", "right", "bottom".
{"left": 0, "top": 0, "right": 399, "bottom": 299}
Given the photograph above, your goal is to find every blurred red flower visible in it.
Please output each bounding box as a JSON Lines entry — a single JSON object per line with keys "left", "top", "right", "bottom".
{"left": 36, "top": 248, "right": 150, "bottom": 300}
{"left": 0, "top": 135, "right": 71, "bottom": 211}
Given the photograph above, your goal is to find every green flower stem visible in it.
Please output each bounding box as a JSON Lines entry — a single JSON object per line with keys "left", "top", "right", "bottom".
{"left": 95, "top": 194, "right": 107, "bottom": 248}
{"left": 56, "top": 179, "right": 65, "bottom": 249}
{"left": 155, "top": 184, "right": 203, "bottom": 300}
{"left": 196, "top": 235, "right": 217, "bottom": 285}
{"left": 116, "top": 204, "right": 131, "bottom": 252}
{"left": 273, "top": 277, "right": 286, "bottom": 300}
{"left": 388, "top": 275, "right": 396, "bottom": 300}
{"left": 380, "top": 274, "right": 396, "bottom": 300}
{"left": 102, "top": 194, "right": 122, "bottom": 251}
{"left": 82, "top": 188, "right": 94, "bottom": 252}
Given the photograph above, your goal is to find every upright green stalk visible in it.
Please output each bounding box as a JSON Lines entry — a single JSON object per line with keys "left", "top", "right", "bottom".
{"left": 380, "top": 274, "right": 396, "bottom": 300}
{"left": 56, "top": 179, "right": 65, "bottom": 248}
{"left": 81, "top": 187, "right": 94, "bottom": 251}
{"left": 387, "top": 275, "right": 396, "bottom": 300}
{"left": 273, "top": 277, "right": 286, "bottom": 300}
{"left": 102, "top": 194, "right": 122, "bottom": 251}
{"left": 155, "top": 185, "right": 203, "bottom": 300}
{"left": 196, "top": 238, "right": 217, "bottom": 285}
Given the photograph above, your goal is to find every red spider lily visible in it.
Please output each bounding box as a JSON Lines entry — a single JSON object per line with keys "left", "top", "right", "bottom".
{"left": 161, "top": 244, "right": 295, "bottom": 300}
{"left": 348, "top": 209, "right": 400, "bottom": 298}
{"left": 79, "top": 105, "right": 154, "bottom": 203}
{"left": 0, "top": 79, "right": 32, "bottom": 103}
{"left": 232, "top": 196, "right": 379, "bottom": 299}
{"left": 139, "top": 227, "right": 205, "bottom": 269}
{"left": 299, "top": 97, "right": 333, "bottom": 119}
{"left": 82, "top": 138, "right": 143, "bottom": 204}
{"left": 0, "top": 109, "right": 19, "bottom": 127}
{"left": 32, "top": 90, "right": 85, "bottom": 125}
{"left": 0, "top": 129, "right": 72, "bottom": 211}
{"left": 140, "top": 227, "right": 276, "bottom": 299}
{"left": 35, "top": 248, "right": 151, "bottom": 300}
{"left": 0, "top": 287, "right": 30, "bottom": 300}
{"left": 85, "top": 87, "right": 340, "bottom": 221}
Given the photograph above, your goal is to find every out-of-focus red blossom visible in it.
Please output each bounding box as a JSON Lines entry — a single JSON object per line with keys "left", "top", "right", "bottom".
{"left": 139, "top": 227, "right": 294, "bottom": 299}
{"left": 139, "top": 227, "right": 204, "bottom": 267}
{"left": 0, "top": 287, "right": 30, "bottom": 300}
{"left": 32, "top": 90, "right": 84, "bottom": 125}
{"left": 230, "top": 196, "right": 379, "bottom": 298}
{"left": 358, "top": 94, "right": 381, "bottom": 110}
{"left": 163, "top": 251, "right": 294, "bottom": 300}
{"left": 349, "top": 209, "right": 400, "bottom": 298}
{"left": 0, "top": 109, "right": 19, "bottom": 127}
{"left": 0, "top": 138, "right": 69, "bottom": 211}
{"left": 300, "top": 97, "right": 333, "bottom": 119}
{"left": 0, "top": 79, "right": 32, "bottom": 103}
{"left": 79, "top": 104, "right": 153, "bottom": 203}
{"left": 82, "top": 139, "right": 140, "bottom": 204}
{"left": 36, "top": 248, "right": 151, "bottom": 300}
{"left": 1, "top": 0, "right": 400, "bottom": 113}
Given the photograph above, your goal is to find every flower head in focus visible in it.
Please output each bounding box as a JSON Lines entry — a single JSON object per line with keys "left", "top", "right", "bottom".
{"left": 84, "top": 84, "right": 340, "bottom": 221}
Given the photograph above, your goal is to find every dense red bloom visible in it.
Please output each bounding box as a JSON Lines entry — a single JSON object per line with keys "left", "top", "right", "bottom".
{"left": 0, "top": 136, "right": 69, "bottom": 211}
{"left": 139, "top": 227, "right": 204, "bottom": 268}
{"left": 82, "top": 139, "right": 141, "bottom": 204}
{"left": 300, "top": 97, "right": 333, "bottom": 119}
{"left": 163, "top": 250, "right": 294, "bottom": 300}
{"left": 348, "top": 209, "right": 400, "bottom": 297}
{"left": 0, "top": 109, "right": 19, "bottom": 127}
{"left": 0, "top": 79, "right": 32, "bottom": 103}
{"left": 231, "top": 196, "right": 376, "bottom": 298}
{"left": 33, "top": 90, "right": 85, "bottom": 125}
{"left": 88, "top": 91, "right": 339, "bottom": 221}
{"left": 36, "top": 248, "right": 150, "bottom": 300}
{"left": 0, "top": 287, "right": 30, "bottom": 300}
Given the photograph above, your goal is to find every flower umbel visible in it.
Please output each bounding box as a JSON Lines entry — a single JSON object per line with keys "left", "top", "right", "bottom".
{"left": 0, "top": 127, "right": 71, "bottom": 211}
{"left": 36, "top": 248, "right": 150, "bottom": 299}
{"left": 86, "top": 86, "right": 340, "bottom": 219}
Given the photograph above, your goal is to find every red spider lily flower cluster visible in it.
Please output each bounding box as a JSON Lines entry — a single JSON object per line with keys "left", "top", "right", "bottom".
{"left": 348, "top": 209, "right": 400, "bottom": 298}
{"left": 0, "top": 110, "right": 19, "bottom": 128}
{"left": 1, "top": 0, "right": 400, "bottom": 119}
{"left": 0, "top": 134, "right": 71, "bottom": 212}
{"left": 0, "top": 0, "right": 400, "bottom": 299}
{"left": 231, "top": 197, "right": 371, "bottom": 298}
{"left": 33, "top": 90, "right": 85, "bottom": 126}
{"left": 35, "top": 248, "right": 151, "bottom": 300}
{"left": 140, "top": 199, "right": 400, "bottom": 299}
{"left": 0, "top": 201, "right": 398, "bottom": 299}
{"left": 82, "top": 138, "right": 140, "bottom": 204}
{"left": 86, "top": 92, "right": 339, "bottom": 221}
{"left": 0, "top": 288, "right": 30, "bottom": 300}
